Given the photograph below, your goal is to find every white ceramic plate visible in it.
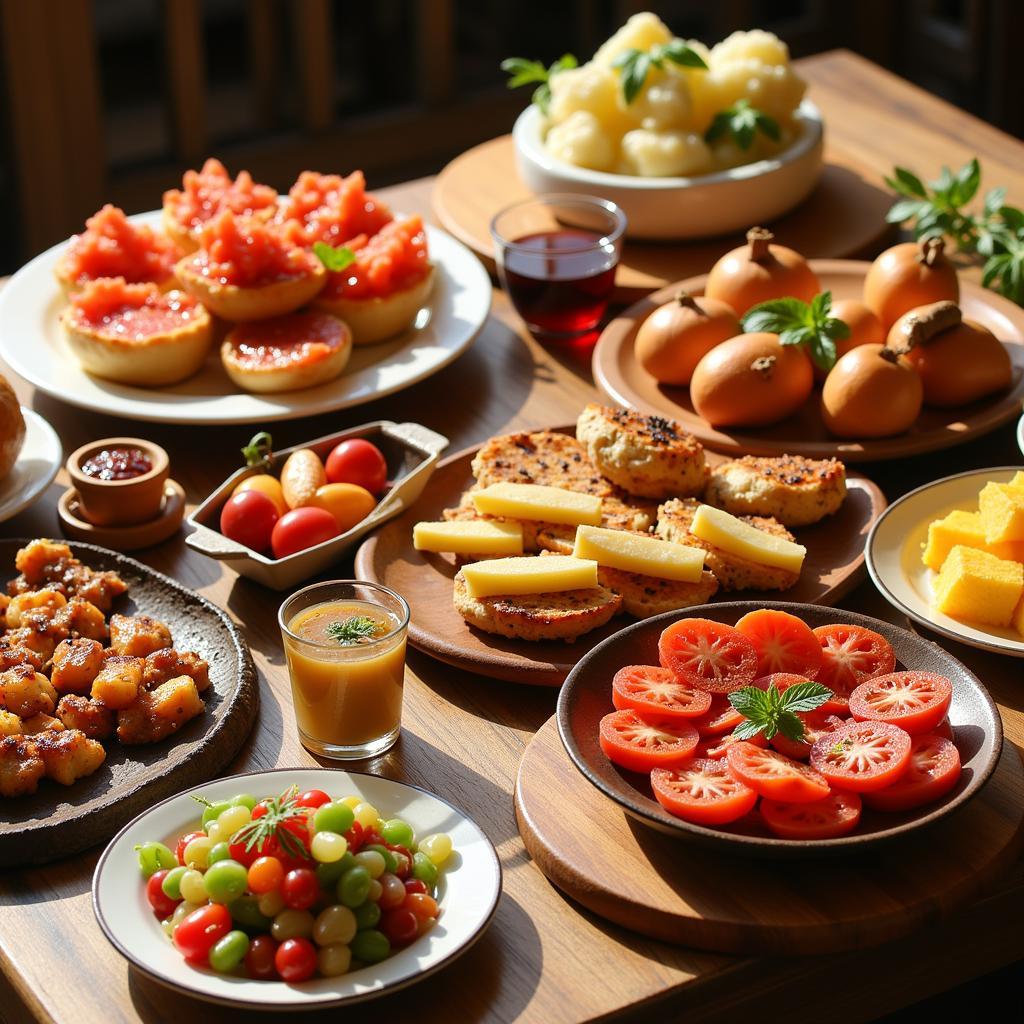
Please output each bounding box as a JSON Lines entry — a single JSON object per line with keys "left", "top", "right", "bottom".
{"left": 0, "top": 214, "right": 491, "bottom": 425}
{"left": 0, "top": 408, "right": 61, "bottom": 522}
{"left": 1017, "top": 411, "right": 1023, "bottom": 456}
{"left": 93, "top": 768, "right": 501, "bottom": 1010}
{"left": 866, "top": 466, "right": 1024, "bottom": 657}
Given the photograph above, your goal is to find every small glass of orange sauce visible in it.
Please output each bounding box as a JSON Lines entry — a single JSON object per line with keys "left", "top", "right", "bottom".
{"left": 278, "top": 580, "right": 410, "bottom": 760}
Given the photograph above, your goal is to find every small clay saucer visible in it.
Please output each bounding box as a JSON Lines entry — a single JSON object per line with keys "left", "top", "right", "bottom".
{"left": 58, "top": 479, "right": 185, "bottom": 551}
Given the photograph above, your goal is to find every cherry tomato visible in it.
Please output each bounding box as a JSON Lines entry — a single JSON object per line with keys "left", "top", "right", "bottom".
{"left": 403, "top": 878, "right": 428, "bottom": 896}
{"left": 735, "top": 609, "right": 823, "bottom": 679}
{"left": 725, "top": 742, "right": 831, "bottom": 803}
{"left": 770, "top": 709, "right": 845, "bottom": 761}
{"left": 380, "top": 907, "right": 419, "bottom": 946}
{"left": 233, "top": 474, "right": 288, "bottom": 516}
{"left": 813, "top": 624, "right": 896, "bottom": 707}
{"left": 275, "top": 937, "right": 318, "bottom": 983}
{"left": 863, "top": 733, "right": 962, "bottom": 812}
{"left": 245, "top": 934, "right": 279, "bottom": 980}
{"left": 228, "top": 818, "right": 311, "bottom": 871}
{"left": 220, "top": 490, "right": 279, "bottom": 553}
{"left": 611, "top": 665, "right": 712, "bottom": 720}
{"left": 308, "top": 483, "right": 376, "bottom": 532}
{"left": 271, "top": 507, "right": 339, "bottom": 559}
{"left": 598, "top": 709, "right": 699, "bottom": 773}
{"left": 658, "top": 619, "right": 758, "bottom": 693}
{"left": 404, "top": 892, "right": 439, "bottom": 919}
{"left": 848, "top": 672, "right": 953, "bottom": 736}
{"left": 173, "top": 904, "right": 232, "bottom": 964}
{"left": 695, "top": 729, "right": 767, "bottom": 759}
{"left": 296, "top": 789, "right": 331, "bottom": 809}
{"left": 755, "top": 672, "right": 848, "bottom": 716}
{"left": 760, "top": 791, "right": 863, "bottom": 840}
{"left": 344, "top": 820, "right": 366, "bottom": 853}
{"left": 650, "top": 759, "right": 758, "bottom": 825}
{"left": 247, "top": 856, "right": 285, "bottom": 895}
{"left": 692, "top": 694, "right": 745, "bottom": 736}
{"left": 146, "top": 869, "right": 181, "bottom": 917}
{"left": 281, "top": 868, "right": 319, "bottom": 910}
{"left": 809, "top": 719, "right": 912, "bottom": 792}
{"left": 176, "top": 831, "right": 206, "bottom": 866}
{"left": 325, "top": 438, "right": 388, "bottom": 493}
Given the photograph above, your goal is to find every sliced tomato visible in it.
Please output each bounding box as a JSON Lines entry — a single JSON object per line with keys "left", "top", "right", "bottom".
{"left": 771, "top": 709, "right": 846, "bottom": 761}
{"left": 848, "top": 671, "right": 953, "bottom": 736}
{"left": 809, "top": 719, "right": 911, "bottom": 792}
{"left": 760, "top": 791, "right": 862, "bottom": 840}
{"left": 754, "top": 672, "right": 847, "bottom": 716}
{"left": 598, "top": 710, "right": 699, "bottom": 773}
{"left": 735, "top": 609, "right": 823, "bottom": 679}
{"left": 932, "top": 717, "right": 955, "bottom": 741}
{"left": 813, "top": 624, "right": 896, "bottom": 708}
{"left": 650, "top": 759, "right": 758, "bottom": 825}
{"left": 863, "top": 733, "right": 961, "bottom": 812}
{"left": 696, "top": 729, "right": 767, "bottom": 759}
{"left": 611, "top": 665, "right": 712, "bottom": 720}
{"left": 693, "top": 694, "right": 745, "bottom": 736}
{"left": 725, "top": 742, "right": 831, "bottom": 802}
{"left": 658, "top": 618, "right": 758, "bottom": 694}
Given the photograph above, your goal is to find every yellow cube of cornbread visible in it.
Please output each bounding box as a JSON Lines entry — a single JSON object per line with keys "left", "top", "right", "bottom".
{"left": 573, "top": 524, "right": 706, "bottom": 582}
{"left": 471, "top": 482, "right": 602, "bottom": 526}
{"left": 921, "top": 509, "right": 1024, "bottom": 570}
{"left": 690, "top": 504, "right": 806, "bottom": 573}
{"left": 932, "top": 545, "right": 1023, "bottom": 628}
{"left": 979, "top": 483, "right": 1024, "bottom": 544}
{"left": 413, "top": 520, "right": 524, "bottom": 556}
{"left": 1008, "top": 471, "right": 1024, "bottom": 492}
{"left": 460, "top": 554, "right": 599, "bottom": 599}
{"left": 1013, "top": 594, "right": 1024, "bottom": 636}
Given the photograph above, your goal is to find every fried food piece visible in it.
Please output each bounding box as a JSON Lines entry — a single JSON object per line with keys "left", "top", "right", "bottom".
{"left": 5, "top": 588, "right": 68, "bottom": 629}
{"left": 34, "top": 728, "right": 106, "bottom": 785}
{"left": 597, "top": 566, "right": 720, "bottom": 618}
{"left": 0, "top": 639, "right": 43, "bottom": 672}
{"left": 704, "top": 454, "right": 847, "bottom": 527}
{"left": 14, "top": 539, "right": 74, "bottom": 582}
{"left": 576, "top": 403, "right": 708, "bottom": 499}
{"left": 452, "top": 570, "right": 621, "bottom": 642}
{"left": 56, "top": 694, "right": 116, "bottom": 740}
{"left": 0, "top": 594, "right": 9, "bottom": 629}
{"left": 534, "top": 495, "right": 657, "bottom": 554}
{"left": 21, "top": 712, "right": 64, "bottom": 735}
{"left": 470, "top": 430, "right": 616, "bottom": 496}
{"left": 0, "top": 735, "right": 45, "bottom": 796}
{"left": 55, "top": 598, "right": 109, "bottom": 641}
{"left": 51, "top": 638, "right": 106, "bottom": 695}
{"left": 144, "top": 648, "right": 211, "bottom": 694}
{"left": 2, "top": 626, "right": 63, "bottom": 664}
{"left": 0, "top": 665, "right": 57, "bottom": 717}
{"left": 117, "top": 676, "right": 204, "bottom": 744}
{"left": 9, "top": 540, "right": 127, "bottom": 613}
{"left": 109, "top": 613, "right": 172, "bottom": 657}
{"left": 91, "top": 655, "right": 144, "bottom": 710}
{"left": 0, "top": 710, "right": 22, "bottom": 736}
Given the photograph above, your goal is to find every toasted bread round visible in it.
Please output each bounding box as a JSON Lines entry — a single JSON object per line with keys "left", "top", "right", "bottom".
{"left": 471, "top": 430, "right": 615, "bottom": 496}
{"left": 597, "top": 566, "right": 719, "bottom": 618}
{"left": 535, "top": 495, "right": 657, "bottom": 555}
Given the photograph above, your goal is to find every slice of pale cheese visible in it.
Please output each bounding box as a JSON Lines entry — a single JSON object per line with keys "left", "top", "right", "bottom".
{"left": 471, "top": 482, "right": 602, "bottom": 526}
{"left": 413, "top": 520, "right": 523, "bottom": 555}
{"left": 691, "top": 504, "right": 806, "bottom": 574}
{"left": 461, "top": 555, "right": 599, "bottom": 599}
{"left": 572, "top": 524, "right": 705, "bottom": 582}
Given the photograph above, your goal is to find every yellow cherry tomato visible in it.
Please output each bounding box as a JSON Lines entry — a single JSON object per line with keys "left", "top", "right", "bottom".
{"left": 234, "top": 474, "right": 287, "bottom": 516}
{"left": 308, "top": 483, "right": 376, "bottom": 532}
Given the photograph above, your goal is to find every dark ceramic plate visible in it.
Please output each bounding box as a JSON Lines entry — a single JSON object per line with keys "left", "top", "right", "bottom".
{"left": 557, "top": 601, "right": 1003, "bottom": 858}
{"left": 0, "top": 540, "right": 258, "bottom": 867}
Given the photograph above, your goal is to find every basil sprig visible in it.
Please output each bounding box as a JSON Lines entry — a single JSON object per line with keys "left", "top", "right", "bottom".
{"left": 705, "top": 99, "right": 780, "bottom": 151}
{"left": 728, "top": 680, "right": 833, "bottom": 743}
{"left": 742, "top": 291, "right": 851, "bottom": 373}
{"left": 500, "top": 54, "right": 578, "bottom": 115}
{"left": 313, "top": 241, "right": 356, "bottom": 272}
{"left": 613, "top": 39, "right": 707, "bottom": 104}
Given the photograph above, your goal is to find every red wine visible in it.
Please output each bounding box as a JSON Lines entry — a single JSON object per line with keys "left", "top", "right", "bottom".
{"left": 499, "top": 229, "right": 618, "bottom": 337}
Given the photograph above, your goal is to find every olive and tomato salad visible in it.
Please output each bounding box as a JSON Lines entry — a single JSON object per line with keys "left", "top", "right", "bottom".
{"left": 135, "top": 786, "right": 453, "bottom": 981}
{"left": 598, "top": 609, "right": 964, "bottom": 840}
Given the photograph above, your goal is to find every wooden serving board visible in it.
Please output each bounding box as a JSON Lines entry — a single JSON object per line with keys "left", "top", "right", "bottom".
{"left": 432, "top": 135, "right": 895, "bottom": 301}
{"left": 354, "top": 430, "right": 887, "bottom": 687}
{"left": 515, "top": 715, "right": 1024, "bottom": 954}
{"left": 0, "top": 540, "right": 259, "bottom": 867}
{"left": 594, "top": 260, "right": 1024, "bottom": 462}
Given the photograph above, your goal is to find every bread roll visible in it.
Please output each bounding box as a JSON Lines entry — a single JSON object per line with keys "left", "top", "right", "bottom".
{"left": 0, "top": 375, "right": 26, "bottom": 481}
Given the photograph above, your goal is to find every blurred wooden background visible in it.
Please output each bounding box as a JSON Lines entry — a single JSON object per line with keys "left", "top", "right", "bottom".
{"left": 1, "top": 0, "right": 1022, "bottom": 273}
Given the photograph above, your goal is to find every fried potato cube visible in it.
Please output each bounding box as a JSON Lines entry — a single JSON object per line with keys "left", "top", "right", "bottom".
{"left": 0, "top": 666, "right": 57, "bottom": 717}
{"left": 51, "top": 638, "right": 106, "bottom": 695}
{"left": 15, "top": 539, "right": 74, "bottom": 583}
{"left": 34, "top": 728, "right": 106, "bottom": 785}
{"left": 21, "top": 712, "right": 64, "bottom": 735}
{"left": 55, "top": 598, "right": 108, "bottom": 642}
{"left": 0, "top": 594, "right": 10, "bottom": 629}
{"left": 0, "top": 710, "right": 23, "bottom": 736}
{"left": 0, "top": 641, "right": 43, "bottom": 673}
{"left": 109, "top": 614, "right": 173, "bottom": 658}
{"left": 91, "top": 655, "right": 144, "bottom": 710}
{"left": 151, "top": 675, "right": 204, "bottom": 723}
{"left": 4, "top": 627, "right": 61, "bottom": 664}
{"left": 6, "top": 588, "right": 68, "bottom": 629}
{"left": 0, "top": 735, "right": 45, "bottom": 796}
{"left": 56, "top": 694, "right": 116, "bottom": 740}
{"left": 144, "top": 648, "right": 211, "bottom": 693}
{"left": 117, "top": 676, "right": 203, "bottom": 745}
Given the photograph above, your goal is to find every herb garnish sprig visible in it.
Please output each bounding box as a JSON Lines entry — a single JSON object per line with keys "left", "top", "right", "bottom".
{"left": 230, "top": 786, "right": 310, "bottom": 860}
{"left": 612, "top": 39, "right": 707, "bottom": 104}
{"left": 326, "top": 616, "right": 381, "bottom": 646}
{"left": 313, "top": 241, "right": 356, "bottom": 272}
{"left": 728, "top": 681, "right": 832, "bottom": 743}
{"left": 705, "top": 98, "right": 780, "bottom": 151}
{"left": 241, "top": 431, "right": 273, "bottom": 470}
{"left": 500, "top": 54, "right": 578, "bottom": 115}
{"left": 742, "top": 291, "right": 851, "bottom": 372}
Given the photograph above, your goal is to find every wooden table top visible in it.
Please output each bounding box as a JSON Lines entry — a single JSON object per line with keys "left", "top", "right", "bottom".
{"left": 1, "top": 50, "right": 1023, "bottom": 1024}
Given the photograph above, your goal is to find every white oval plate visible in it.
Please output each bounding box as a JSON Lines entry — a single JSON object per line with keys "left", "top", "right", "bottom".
{"left": 0, "top": 214, "right": 491, "bottom": 425}
{"left": 93, "top": 768, "right": 501, "bottom": 1010}
{"left": 866, "top": 466, "right": 1024, "bottom": 657}
{"left": 1017, "top": 411, "right": 1023, "bottom": 456}
{"left": 0, "top": 408, "right": 61, "bottom": 522}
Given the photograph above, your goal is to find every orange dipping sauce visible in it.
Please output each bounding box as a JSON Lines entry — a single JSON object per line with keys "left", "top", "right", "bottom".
{"left": 66, "top": 278, "right": 203, "bottom": 340}
{"left": 276, "top": 170, "right": 392, "bottom": 248}
{"left": 320, "top": 215, "right": 430, "bottom": 301}
{"left": 164, "top": 157, "right": 278, "bottom": 233}
{"left": 226, "top": 311, "right": 348, "bottom": 370}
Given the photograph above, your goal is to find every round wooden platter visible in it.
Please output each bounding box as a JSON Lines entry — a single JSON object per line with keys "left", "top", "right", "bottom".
{"left": 594, "top": 259, "right": 1024, "bottom": 462}
{"left": 354, "top": 429, "right": 887, "bottom": 687}
{"left": 515, "top": 714, "right": 1024, "bottom": 955}
{"left": 0, "top": 540, "right": 259, "bottom": 867}
{"left": 432, "top": 135, "right": 895, "bottom": 301}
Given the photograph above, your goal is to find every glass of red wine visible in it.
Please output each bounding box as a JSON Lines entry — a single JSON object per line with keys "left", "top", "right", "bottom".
{"left": 490, "top": 194, "right": 626, "bottom": 342}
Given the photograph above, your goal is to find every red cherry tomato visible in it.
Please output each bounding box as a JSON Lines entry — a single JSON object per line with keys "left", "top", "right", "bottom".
{"left": 275, "top": 937, "right": 318, "bottom": 983}
{"left": 848, "top": 671, "right": 953, "bottom": 736}
{"left": 325, "top": 438, "right": 388, "bottom": 493}
{"left": 380, "top": 907, "right": 419, "bottom": 946}
{"left": 146, "top": 870, "right": 181, "bottom": 918}
{"left": 281, "top": 868, "right": 319, "bottom": 910}
{"left": 735, "top": 609, "right": 823, "bottom": 679}
{"left": 176, "top": 830, "right": 206, "bottom": 866}
{"left": 725, "top": 742, "right": 831, "bottom": 803}
{"left": 760, "top": 791, "right": 863, "bottom": 840}
{"left": 271, "top": 507, "right": 339, "bottom": 559}
{"left": 809, "top": 719, "right": 912, "bottom": 792}
{"left": 404, "top": 892, "right": 439, "bottom": 919}
{"left": 813, "top": 624, "right": 896, "bottom": 707}
{"left": 403, "top": 878, "right": 428, "bottom": 895}
{"left": 245, "top": 934, "right": 279, "bottom": 979}
{"left": 344, "top": 820, "right": 366, "bottom": 853}
{"left": 173, "top": 904, "right": 232, "bottom": 964}
{"left": 219, "top": 490, "right": 279, "bottom": 553}
{"left": 658, "top": 619, "right": 758, "bottom": 693}
{"left": 650, "top": 759, "right": 758, "bottom": 825}
{"left": 611, "top": 665, "right": 712, "bottom": 720}
{"left": 863, "top": 733, "right": 962, "bottom": 812}
{"left": 598, "top": 709, "right": 699, "bottom": 773}
{"left": 295, "top": 789, "right": 331, "bottom": 809}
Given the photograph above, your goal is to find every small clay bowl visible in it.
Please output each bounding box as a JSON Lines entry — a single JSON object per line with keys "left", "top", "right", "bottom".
{"left": 67, "top": 438, "right": 169, "bottom": 527}
{"left": 59, "top": 480, "right": 185, "bottom": 550}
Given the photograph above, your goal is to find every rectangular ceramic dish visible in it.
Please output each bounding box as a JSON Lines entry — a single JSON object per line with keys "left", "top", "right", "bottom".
{"left": 186, "top": 421, "right": 448, "bottom": 589}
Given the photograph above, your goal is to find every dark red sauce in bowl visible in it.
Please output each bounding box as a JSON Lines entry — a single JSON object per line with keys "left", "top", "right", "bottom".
{"left": 80, "top": 447, "right": 154, "bottom": 481}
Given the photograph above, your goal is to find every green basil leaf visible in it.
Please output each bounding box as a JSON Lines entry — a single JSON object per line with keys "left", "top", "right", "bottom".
{"left": 779, "top": 326, "right": 812, "bottom": 348}
{"left": 810, "top": 290, "right": 832, "bottom": 322}
{"left": 776, "top": 711, "right": 807, "bottom": 743}
{"left": 931, "top": 165, "right": 955, "bottom": 196}
{"left": 742, "top": 297, "right": 809, "bottom": 334}
{"left": 984, "top": 186, "right": 1007, "bottom": 217}
{"left": 887, "top": 198, "right": 927, "bottom": 224}
{"left": 822, "top": 316, "right": 851, "bottom": 340}
{"left": 620, "top": 52, "right": 650, "bottom": 104}
{"left": 755, "top": 110, "right": 781, "bottom": 141}
{"left": 532, "top": 82, "right": 552, "bottom": 114}
{"left": 1001, "top": 206, "right": 1024, "bottom": 232}
{"left": 313, "top": 242, "right": 356, "bottom": 272}
{"left": 501, "top": 57, "right": 549, "bottom": 88}
{"left": 953, "top": 157, "right": 981, "bottom": 205}
{"left": 704, "top": 110, "right": 731, "bottom": 143}
{"left": 612, "top": 47, "right": 641, "bottom": 69}
{"left": 728, "top": 687, "right": 770, "bottom": 718}
{"left": 808, "top": 334, "right": 837, "bottom": 372}
{"left": 888, "top": 167, "right": 927, "bottom": 197}
{"left": 732, "top": 720, "right": 765, "bottom": 741}
{"left": 780, "top": 681, "right": 833, "bottom": 713}
{"left": 663, "top": 39, "right": 708, "bottom": 69}
{"left": 550, "top": 53, "right": 578, "bottom": 75}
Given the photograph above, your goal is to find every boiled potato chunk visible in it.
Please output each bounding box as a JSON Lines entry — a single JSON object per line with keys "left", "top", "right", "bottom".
{"left": 593, "top": 12, "right": 672, "bottom": 67}
{"left": 620, "top": 128, "right": 712, "bottom": 177}
{"left": 546, "top": 111, "right": 616, "bottom": 172}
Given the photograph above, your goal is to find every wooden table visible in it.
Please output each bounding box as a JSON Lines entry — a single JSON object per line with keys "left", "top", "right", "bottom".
{"left": 1, "top": 51, "right": 1022, "bottom": 1023}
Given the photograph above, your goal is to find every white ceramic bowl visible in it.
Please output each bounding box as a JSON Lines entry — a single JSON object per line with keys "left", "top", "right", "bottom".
{"left": 512, "top": 99, "right": 824, "bottom": 240}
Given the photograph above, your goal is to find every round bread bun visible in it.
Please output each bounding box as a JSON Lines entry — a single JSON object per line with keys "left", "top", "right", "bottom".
{"left": 0, "top": 375, "right": 26, "bottom": 482}
{"left": 53, "top": 262, "right": 178, "bottom": 299}
{"left": 314, "top": 264, "right": 435, "bottom": 345}
{"left": 221, "top": 311, "right": 352, "bottom": 393}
